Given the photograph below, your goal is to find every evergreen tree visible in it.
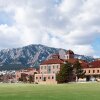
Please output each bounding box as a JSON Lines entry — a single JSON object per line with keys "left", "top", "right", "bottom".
{"left": 56, "top": 62, "right": 73, "bottom": 83}
{"left": 73, "top": 61, "right": 85, "bottom": 82}
{"left": 29, "top": 75, "right": 34, "bottom": 83}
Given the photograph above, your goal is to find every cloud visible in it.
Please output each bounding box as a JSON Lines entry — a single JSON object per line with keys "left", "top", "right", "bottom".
{"left": 0, "top": 0, "right": 100, "bottom": 57}
{"left": 0, "top": 24, "right": 22, "bottom": 48}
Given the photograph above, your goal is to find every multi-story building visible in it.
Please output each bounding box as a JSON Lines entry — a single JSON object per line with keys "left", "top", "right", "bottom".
{"left": 35, "top": 54, "right": 64, "bottom": 84}
{"left": 35, "top": 50, "right": 100, "bottom": 84}
{"left": 35, "top": 50, "right": 79, "bottom": 84}
{"left": 84, "top": 60, "right": 100, "bottom": 81}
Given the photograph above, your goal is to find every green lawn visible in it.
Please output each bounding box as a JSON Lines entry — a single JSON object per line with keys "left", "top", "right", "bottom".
{"left": 0, "top": 83, "right": 100, "bottom": 100}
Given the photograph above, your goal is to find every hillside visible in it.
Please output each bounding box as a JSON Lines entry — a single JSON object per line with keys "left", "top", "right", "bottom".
{"left": 0, "top": 44, "right": 94, "bottom": 70}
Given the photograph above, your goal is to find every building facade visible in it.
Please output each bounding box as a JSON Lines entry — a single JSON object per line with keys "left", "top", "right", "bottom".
{"left": 35, "top": 50, "right": 100, "bottom": 84}
{"left": 35, "top": 55, "right": 64, "bottom": 84}
{"left": 35, "top": 50, "right": 75, "bottom": 84}
{"left": 83, "top": 60, "right": 100, "bottom": 81}
{"left": 16, "top": 68, "right": 38, "bottom": 81}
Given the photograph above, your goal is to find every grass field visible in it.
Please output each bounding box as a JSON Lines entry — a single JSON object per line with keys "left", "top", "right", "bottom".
{"left": 0, "top": 83, "right": 100, "bottom": 100}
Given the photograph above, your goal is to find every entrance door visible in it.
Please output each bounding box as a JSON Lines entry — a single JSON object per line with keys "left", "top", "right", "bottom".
{"left": 86, "top": 76, "right": 90, "bottom": 81}
{"left": 43, "top": 77, "right": 46, "bottom": 81}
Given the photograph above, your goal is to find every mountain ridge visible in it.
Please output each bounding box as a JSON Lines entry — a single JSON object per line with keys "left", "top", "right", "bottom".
{"left": 0, "top": 44, "right": 95, "bottom": 70}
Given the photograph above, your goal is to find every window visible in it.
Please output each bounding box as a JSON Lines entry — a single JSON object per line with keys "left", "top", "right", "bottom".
{"left": 97, "top": 70, "right": 99, "bottom": 73}
{"left": 48, "top": 77, "right": 50, "bottom": 79}
{"left": 40, "top": 77, "right": 41, "bottom": 79}
{"left": 45, "top": 66, "right": 46, "bottom": 69}
{"left": 89, "top": 70, "right": 90, "bottom": 73}
{"left": 57, "top": 65, "right": 59, "bottom": 69}
{"left": 36, "top": 77, "right": 38, "bottom": 79}
{"left": 43, "top": 77, "right": 46, "bottom": 81}
{"left": 53, "top": 66, "right": 55, "bottom": 69}
{"left": 67, "top": 55, "right": 69, "bottom": 59}
{"left": 93, "top": 70, "right": 95, "bottom": 73}
{"left": 52, "top": 76, "right": 54, "bottom": 79}
{"left": 48, "top": 66, "right": 51, "bottom": 73}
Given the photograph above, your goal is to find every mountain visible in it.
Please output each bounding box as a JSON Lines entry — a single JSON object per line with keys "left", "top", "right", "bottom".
{"left": 0, "top": 44, "right": 95, "bottom": 70}
{"left": 74, "top": 54, "right": 95, "bottom": 62}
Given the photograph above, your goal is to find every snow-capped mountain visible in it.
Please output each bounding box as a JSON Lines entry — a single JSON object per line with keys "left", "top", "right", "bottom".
{"left": 0, "top": 44, "right": 95, "bottom": 70}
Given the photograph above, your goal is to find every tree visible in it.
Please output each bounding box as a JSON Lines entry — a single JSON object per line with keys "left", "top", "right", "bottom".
{"left": 0, "top": 75, "right": 3, "bottom": 82}
{"left": 28, "top": 75, "right": 34, "bottom": 83}
{"left": 20, "top": 73, "right": 27, "bottom": 83}
{"left": 56, "top": 62, "right": 73, "bottom": 83}
{"left": 73, "top": 61, "right": 85, "bottom": 82}
{"left": 28, "top": 72, "right": 37, "bottom": 83}
{"left": 19, "top": 77, "right": 23, "bottom": 82}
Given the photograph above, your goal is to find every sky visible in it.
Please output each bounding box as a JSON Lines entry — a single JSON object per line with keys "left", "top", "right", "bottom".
{"left": 0, "top": 0, "right": 100, "bottom": 57}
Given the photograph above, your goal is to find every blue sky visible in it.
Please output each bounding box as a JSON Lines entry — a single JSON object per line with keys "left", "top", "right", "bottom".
{"left": 92, "top": 37, "right": 100, "bottom": 56}
{"left": 0, "top": 11, "right": 14, "bottom": 25}
{"left": 0, "top": 0, "right": 100, "bottom": 57}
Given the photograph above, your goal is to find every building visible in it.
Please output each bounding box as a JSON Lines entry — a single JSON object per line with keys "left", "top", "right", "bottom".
{"left": 0, "top": 70, "right": 16, "bottom": 83}
{"left": 35, "top": 54, "right": 64, "bottom": 84}
{"left": 16, "top": 68, "right": 38, "bottom": 81}
{"left": 65, "top": 50, "right": 74, "bottom": 59}
{"left": 35, "top": 50, "right": 100, "bottom": 84}
{"left": 84, "top": 60, "right": 100, "bottom": 81}
{"left": 35, "top": 50, "right": 77, "bottom": 84}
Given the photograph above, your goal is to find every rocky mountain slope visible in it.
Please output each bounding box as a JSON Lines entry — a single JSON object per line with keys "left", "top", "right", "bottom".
{"left": 0, "top": 44, "right": 94, "bottom": 70}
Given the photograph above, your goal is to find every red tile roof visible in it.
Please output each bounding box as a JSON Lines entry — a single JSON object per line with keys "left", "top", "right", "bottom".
{"left": 63, "top": 58, "right": 89, "bottom": 68}
{"left": 66, "top": 58, "right": 78, "bottom": 64}
{"left": 89, "top": 60, "right": 100, "bottom": 68}
{"left": 80, "top": 61, "right": 89, "bottom": 68}
{"left": 19, "top": 68, "right": 38, "bottom": 72}
{"left": 26, "top": 68, "right": 36, "bottom": 71}
{"left": 40, "top": 59, "right": 64, "bottom": 65}
{"left": 40, "top": 58, "right": 89, "bottom": 68}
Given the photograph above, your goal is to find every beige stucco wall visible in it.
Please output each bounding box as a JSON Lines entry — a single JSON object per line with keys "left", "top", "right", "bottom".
{"left": 34, "top": 64, "right": 61, "bottom": 84}
{"left": 84, "top": 68, "right": 100, "bottom": 75}
{"left": 35, "top": 74, "right": 57, "bottom": 84}
{"left": 40, "top": 64, "right": 60, "bottom": 74}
